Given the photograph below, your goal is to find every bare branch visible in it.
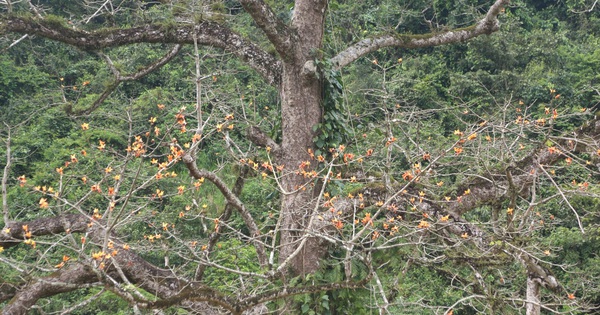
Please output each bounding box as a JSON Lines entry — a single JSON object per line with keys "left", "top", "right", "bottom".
{"left": 247, "top": 126, "right": 281, "bottom": 158}
{"left": 0, "top": 16, "right": 282, "bottom": 85}
{"left": 2, "top": 264, "right": 100, "bottom": 315}
{"left": 0, "top": 34, "right": 27, "bottom": 53}
{"left": 239, "top": 0, "right": 294, "bottom": 58}
{"left": 182, "top": 153, "right": 267, "bottom": 267}
{"left": 66, "top": 45, "right": 182, "bottom": 115}
{"left": 2, "top": 125, "right": 11, "bottom": 224}
{"left": 0, "top": 214, "right": 89, "bottom": 250}
{"left": 330, "top": 0, "right": 510, "bottom": 69}
{"left": 195, "top": 167, "right": 248, "bottom": 281}
{"left": 104, "top": 44, "right": 182, "bottom": 81}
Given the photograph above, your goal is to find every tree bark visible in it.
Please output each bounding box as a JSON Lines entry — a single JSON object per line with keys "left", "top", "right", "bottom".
{"left": 526, "top": 276, "right": 541, "bottom": 315}
{"left": 276, "top": 0, "right": 328, "bottom": 276}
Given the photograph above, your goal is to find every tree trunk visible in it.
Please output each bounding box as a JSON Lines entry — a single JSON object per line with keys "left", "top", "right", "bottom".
{"left": 278, "top": 0, "right": 327, "bottom": 276}
{"left": 526, "top": 276, "right": 541, "bottom": 315}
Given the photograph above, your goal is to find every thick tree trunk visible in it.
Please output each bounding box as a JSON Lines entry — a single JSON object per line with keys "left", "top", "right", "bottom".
{"left": 277, "top": 0, "right": 327, "bottom": 276}
{"left": 278, "top": 62, "right": 323, "bottom": 275}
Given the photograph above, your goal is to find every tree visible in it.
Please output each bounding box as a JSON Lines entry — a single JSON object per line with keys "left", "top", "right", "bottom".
{"left": 1, "top": 0, "right": 599, "bottom": 314}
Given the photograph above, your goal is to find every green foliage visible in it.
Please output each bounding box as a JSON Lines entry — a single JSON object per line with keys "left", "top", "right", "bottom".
{"left": 1, "top": 0, "right": 600, "bottom": 313}
{"left": 312, "top": 59, "right": 352, "bottom": 153}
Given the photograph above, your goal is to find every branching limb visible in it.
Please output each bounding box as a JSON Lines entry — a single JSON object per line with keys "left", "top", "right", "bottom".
{"left": 329, "top": 0, "right": 510, "bottom": 70}
{"left": 0, "top": 17, "right": 282, "bottom": 85}
{"left": 0, "top": 214, "right": 89, "bottom": 250}
{"left": 237, "top": 267, "right": 373, "bottom": 312}
{"left": 247, "top": 126, "right": 281, "bottom": 158}
{"left": 66, "top": 45, "right": 182, "bottom": 115}
{"left": 182, "top": 153, "right": 267, "bottom": 267}
{"left": 195, "top": 166, "right": 249, "bottom": 281}
{"left": 0, "top": 34, "right": 28, "bottom": 53}
{"left": 2, "top": 263, "right": 101, "bottom": 315}
{"left": 0, "top": 214, "right": 237, "bottom": 313}
{"left": 103, "top": 44, "right": 182, "bottom": 81}
{"left": 239, "top": 0, "right": 294, "bottom": 58}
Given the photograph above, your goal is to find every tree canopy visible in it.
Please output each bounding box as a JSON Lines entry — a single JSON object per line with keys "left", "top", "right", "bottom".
{"left": 1, "top": 0, "right": 599, "bottom": 314}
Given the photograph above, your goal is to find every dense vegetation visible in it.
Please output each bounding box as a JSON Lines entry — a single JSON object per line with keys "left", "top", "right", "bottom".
{"left": 1, "top": 0, "right": 599, "bottom": 314}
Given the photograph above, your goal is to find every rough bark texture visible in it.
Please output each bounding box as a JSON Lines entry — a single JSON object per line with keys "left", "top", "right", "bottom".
{"left": 0, "top": 16, "right": 281, "bottom": 85}
{"left": 276, "top": 0, "right": 328, "bottom": 276}
{"left": 526, "top": 276, "right": 541, "bottom": 315}
{"left": 0, "top": 0, "right": 518, "bottom": 312}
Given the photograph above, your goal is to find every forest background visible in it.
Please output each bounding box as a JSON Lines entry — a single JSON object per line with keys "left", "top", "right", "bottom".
{"left": 1, "top": 0, "right": 600, "bottom": 314}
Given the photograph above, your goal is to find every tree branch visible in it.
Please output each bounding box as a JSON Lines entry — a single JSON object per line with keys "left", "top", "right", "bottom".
{"left": 182, "top": 153, "right": 267, "bottom": 268}
{"left": 66, "top": 45, "right": 182, "bottom": 115}
{"left": 329, "top": 0, "right": 510, "bottom": 69}
{"left": 0, "top": 214, "right": 235, "bottom": 313}
{"left": 247, "top": 126, "right": 281, "bottom": 158}
{"left": 0, "top": 214, "right": 89, "bottom": 250}
{"left": 0, "top": 16, "right": 281, "bottom": 86}
{"left": 2, "top": 264, "right": 100, "bottom": 315}
{"left": 239, "top": 0, "right": 295, "bottom": 58}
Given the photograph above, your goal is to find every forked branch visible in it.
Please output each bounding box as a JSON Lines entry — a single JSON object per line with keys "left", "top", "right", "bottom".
{"left": 330, "top": 0, "right": 510, "bottom": 69}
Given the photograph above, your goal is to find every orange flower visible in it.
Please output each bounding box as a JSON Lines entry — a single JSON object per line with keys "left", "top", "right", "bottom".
{"left": 332, "top": 219, "right": 343, "bottom": 230}
{"left": 402, "top": 170, "right": 414, "bottom": 181}
{"left": 93, "top": 208, "right": 101, "bottom": 219}
{"left": 91, "top": 251, "right": 105, "bottom": 260}
{"left": 98, "top": 140, "right": 106, "bottom": 151}
{"left": 17, "top": 175, "right": 26, "bottom": 187}
{"left": 417, "top": 221, "right": 430, "bottom": 229}
{"left": 39, "top": 198, "right": 49, "bottom": 209}
{"left": 91, "top": 184, "right": 101, "bottom": 193}
{"left": 81, "top": 123, "right": 89, "bottom": 130}
{"left": 361, "top": 213, "right": 372, "bottom": 226}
